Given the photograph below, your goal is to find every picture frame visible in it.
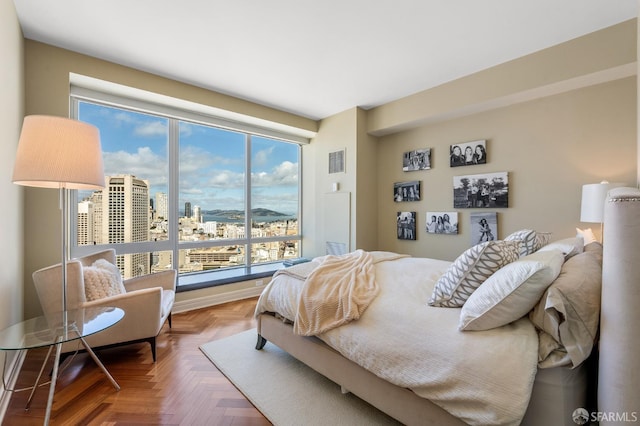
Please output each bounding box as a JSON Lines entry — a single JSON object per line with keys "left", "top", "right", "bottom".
{"left": 393, "top": 181, "right": 421, "bottom": 202}
{"left": 426, "top": 212, "right": 458, "bottom": 234}
{"left": 453, "top": 171, "right": 508, "bottom": 208}
{"left": 397, "top": 211, "right": 417, "bottom": 240}
{"left": 403, "top": 148, "right": 431, "bottom": 171}
{"left": 449, "top": 139, "right": 487, "bottom": 167}
{"left": 470, "top": 212, "right": 497, "bottom": 245}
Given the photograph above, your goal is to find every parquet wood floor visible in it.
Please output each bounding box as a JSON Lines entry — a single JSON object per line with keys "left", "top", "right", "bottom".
{"left": 2, "top": 297, "right": 271, "bottom": 425}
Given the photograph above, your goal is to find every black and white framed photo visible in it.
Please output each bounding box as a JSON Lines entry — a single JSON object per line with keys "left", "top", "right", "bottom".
{"left": 403, "top": 148, "right": 431, "bottom": 171}
{"left": 453, "top": 171, "right": 508, "bottom": 208}
{"left": 397, "top": 211, "right": 417, "bottom": 240}
{"left": 470, "top": 212, "right": 497, "bottom": 245}
{"left": 426, "top": 212, "right": 458, "bottom": 234}
{"left": 393, "top": 181, "right": 421, "bottom": 202}
{"left": 449, "top": 139, "right": 487, "bottom": 167}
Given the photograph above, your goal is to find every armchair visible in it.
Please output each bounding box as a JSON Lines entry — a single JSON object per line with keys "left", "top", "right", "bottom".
{"left": 32, "top": 249, "right": 177, "bottom": 362}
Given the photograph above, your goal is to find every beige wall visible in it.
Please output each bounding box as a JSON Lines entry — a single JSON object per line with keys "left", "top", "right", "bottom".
{"left": 0, "top": 0, "right": 25, "bottom": 390}
{"left": 301, "top": 107, "right": 378, "bottom": 258}
{"left": 354, "top": 107, "right": 379, "bottom": 251}
{"left": 376, "top": 78, "right": 637, "bottom": 261}
{"left": 366, "top": 19, "right": 638, "bottom": 261}
{"left": 303, "top": 108, "right": 358, "bottom": 256}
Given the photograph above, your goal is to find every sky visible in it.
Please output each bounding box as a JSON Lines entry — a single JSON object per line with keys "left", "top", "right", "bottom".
{"left": 78, "top": 102, "right": 299, "bottom": 216}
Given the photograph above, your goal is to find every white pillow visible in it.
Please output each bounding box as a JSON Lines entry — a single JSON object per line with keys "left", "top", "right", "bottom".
{"left": 83, "top": 259, "right": 126, "bottom": 301}
{"left": 576, "top": 227, "right": 597, "bottom": 245}
{"left": 428, "top": 240, "right": 520, "bottom": 307}
{"left": 459, "top": 249, "right": 564, "bottom": 331}
{"left": 538, "top": 236, "right": 584, "bottom": 259}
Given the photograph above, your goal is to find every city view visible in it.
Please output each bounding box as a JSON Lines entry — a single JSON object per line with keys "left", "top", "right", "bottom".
{"left": 75, "top": 100, "right": 300, "bottom": 279}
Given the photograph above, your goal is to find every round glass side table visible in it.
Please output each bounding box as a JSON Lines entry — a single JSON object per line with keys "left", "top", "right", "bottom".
{"left": 0, "top": 306, "right": 124, "bottom": 425}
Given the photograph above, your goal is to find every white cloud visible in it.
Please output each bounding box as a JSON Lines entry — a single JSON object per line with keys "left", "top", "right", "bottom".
{"left": 253, "top": 146, "right": 274, "bottom": 167}
{"left": 103, "top": 147, "right": 167, "bottom": 188}
{"left": 134, "top": 121, "right": 167, "bottom": 137}
{"left": 252, "top": 161, "right": 298, "bottom": 187}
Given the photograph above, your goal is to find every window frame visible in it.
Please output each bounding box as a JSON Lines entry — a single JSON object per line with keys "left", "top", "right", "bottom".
{"left": 69, "top": 84, "right": 305, "bottom": 290}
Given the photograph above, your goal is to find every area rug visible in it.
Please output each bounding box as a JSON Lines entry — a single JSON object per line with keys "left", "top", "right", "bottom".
{"left": 200, "top": 329, "right": 400, "bottom": 426}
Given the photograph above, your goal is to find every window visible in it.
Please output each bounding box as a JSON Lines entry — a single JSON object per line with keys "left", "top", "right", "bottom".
{"left": 71, "top": 88, "right": 303, "bottom": 289}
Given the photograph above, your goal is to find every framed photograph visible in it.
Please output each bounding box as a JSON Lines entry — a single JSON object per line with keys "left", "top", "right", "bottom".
{"left": 393, "top": 181, "right": 421, "bottom": 202}
{"left": 449, "top": 139, "right": 487, "bottom": 167}
{"left": 426, "top": 212, "right": 458, "bottom": 234}
{"left": 403, "top": 148, "right": 431, "bottom": 171}
{"left": 470, "top": 212, "right": 497, "bottom": 245}
{"left": 397, "top": 211, "right": 417, "bottom": 240}
{"left": 453, "top": 171, "right": 508, "bottom": 208}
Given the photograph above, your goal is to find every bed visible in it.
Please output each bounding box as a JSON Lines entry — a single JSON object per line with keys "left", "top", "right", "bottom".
{"left": 254, "top": 187, "right": 640, "bottom": 426}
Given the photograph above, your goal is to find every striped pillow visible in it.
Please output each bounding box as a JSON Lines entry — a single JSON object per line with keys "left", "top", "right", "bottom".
{"left": 428, "top": 240, "right": 520, "bottom": 307}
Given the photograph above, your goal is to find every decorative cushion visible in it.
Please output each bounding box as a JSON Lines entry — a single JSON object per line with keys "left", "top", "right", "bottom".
{"left": 428, "top": 240, "right": 520, "bottom": 307}
{"left": 530, "top": 248, "right": 602, "bottom": 368}
{"left": 537, "top": 236, "right": 584, "bottom": 259}
{"left": 83, "top": 259, "right": 126, "bottom": 301}
{"left": 534, "top": 232, "right": 552, "bottom": 251}
{"left": 504, "top": 229, "right": 552, "bottom": 256}
{"left": 576, "top": 227, "right": 597, "bottom": 245}
{"left": 459, "top": 249, "right": 564, "bottom": 331}
{"left": 504, "top": 229, "right": 536, "bottom": 256}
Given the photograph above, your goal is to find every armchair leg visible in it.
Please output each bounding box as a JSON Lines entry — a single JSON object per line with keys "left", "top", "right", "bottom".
{"left": 168, "top": 312, "right": 172, "bottom": 328}
{"left": 148, "top": 336, "right": 157, "bottom": 362}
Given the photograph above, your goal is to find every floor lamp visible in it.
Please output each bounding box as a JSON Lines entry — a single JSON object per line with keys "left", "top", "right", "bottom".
{"left": 12, "top": 115, "right": 105, "bottom": 328}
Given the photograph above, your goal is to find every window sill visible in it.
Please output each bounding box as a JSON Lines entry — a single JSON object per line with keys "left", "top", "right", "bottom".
{"left": 176, "top": 262, "right": 285, "bottom": 292}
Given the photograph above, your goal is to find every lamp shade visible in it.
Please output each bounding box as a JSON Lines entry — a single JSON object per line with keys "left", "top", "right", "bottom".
{"left": 12, "top": 115, "right": 105, "bottom": 190}
{"left": 580, "top": 181, "right": 625, "bottom": 223}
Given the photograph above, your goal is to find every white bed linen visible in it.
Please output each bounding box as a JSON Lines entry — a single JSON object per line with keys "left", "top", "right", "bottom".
{"left": 255, "top": 256, "right": 539, "bottom": 426}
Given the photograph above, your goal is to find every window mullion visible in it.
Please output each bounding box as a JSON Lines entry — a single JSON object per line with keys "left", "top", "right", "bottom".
{"left": 245, "top": 134, "right": 252, "bottom": 269}
{"left": 169, "top": 119, "right": 180, "bottom": 270}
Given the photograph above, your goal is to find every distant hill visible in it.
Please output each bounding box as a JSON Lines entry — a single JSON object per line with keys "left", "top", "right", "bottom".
{"left": 203, "top": 208, "right": 289, "bottom": 218}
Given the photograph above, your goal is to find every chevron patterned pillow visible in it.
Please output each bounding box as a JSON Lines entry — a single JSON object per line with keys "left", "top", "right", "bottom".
{"left": 428, "top": 240, "right": 520, "bottom": 307}
{"left": 534, "top": 232, "right": 552, "bottom": 251}
{"left": 505, "top": 229, "right": 552, "bottom": 256}
{"left": 505, "top": 229, "right": 536, "bottom": 256}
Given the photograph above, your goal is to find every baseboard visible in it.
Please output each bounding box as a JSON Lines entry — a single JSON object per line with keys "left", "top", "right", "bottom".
{"left": 0, "top": 350, "right": 27, "bottom": 423}
{"left": 172, "top": 286, "right": 264, "bottom": 314}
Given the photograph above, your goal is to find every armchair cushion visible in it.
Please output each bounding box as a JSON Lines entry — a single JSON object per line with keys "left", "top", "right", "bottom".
{"left": 83, "top": 258, "right": 126, "bottom": 301}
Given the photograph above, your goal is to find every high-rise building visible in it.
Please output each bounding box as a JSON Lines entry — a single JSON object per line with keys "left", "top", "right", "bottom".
{"left": 101, "top": 175, "right": 151, "bottom": 278}
{"left": 193, "top": 205, "right": 202, "bottom": 222}
{"left": 88, "top": 191, "right": 103, "bottom": 245}
{"left": 184, "top": 201, "right": 192, "bottom": 219}
{"left": 156, "top": 192, "right": 168, "bottom": 220}
{"left": 77, "top": 200, "right": 94, "bottom": 245}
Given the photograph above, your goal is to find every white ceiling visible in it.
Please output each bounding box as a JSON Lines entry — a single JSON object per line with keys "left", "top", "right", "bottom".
{"left": 13, "top": 0, "right": 638, "bottom": 121}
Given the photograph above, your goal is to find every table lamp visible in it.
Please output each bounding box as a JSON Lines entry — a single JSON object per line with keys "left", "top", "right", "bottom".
{"left": 580, "top": 181, "right": 625, "bottom": 242}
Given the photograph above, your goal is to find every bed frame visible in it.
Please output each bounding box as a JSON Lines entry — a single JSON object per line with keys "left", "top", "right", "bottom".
{"left": 256, "top": 313, "right": 591, "bottom": 425}
{"left": 255, "top": 186, "right": 640, "bottom": 426}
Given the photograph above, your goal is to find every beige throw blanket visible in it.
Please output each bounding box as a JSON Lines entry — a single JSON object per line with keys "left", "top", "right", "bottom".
{"left": 291, "top": 250, "right": 408, "bottom": 336}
